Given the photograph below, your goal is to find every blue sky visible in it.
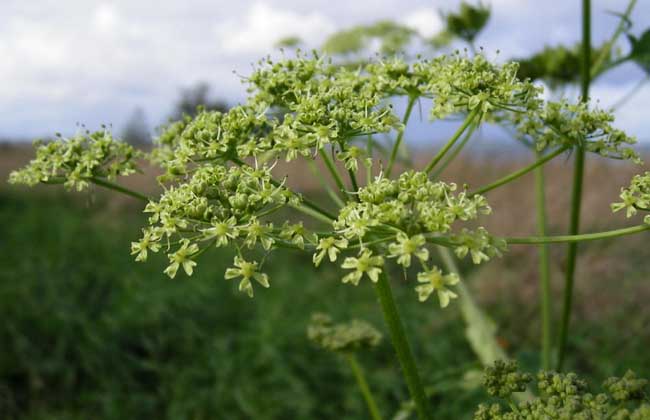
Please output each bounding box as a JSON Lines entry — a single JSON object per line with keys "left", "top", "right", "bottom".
{"left": 1, "top": 0, "right": 649, "bottom": 142}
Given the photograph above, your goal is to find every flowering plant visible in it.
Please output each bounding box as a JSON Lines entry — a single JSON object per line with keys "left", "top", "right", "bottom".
{"left": 9, "top": 4, "right": 650, "bottom": 417}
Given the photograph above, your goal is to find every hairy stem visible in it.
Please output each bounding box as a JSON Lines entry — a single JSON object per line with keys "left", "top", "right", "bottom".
{"left": 469, "top": 146, "right": 568, "bottom": 196}
{"left": 386, "top": 96, "right": 417, "bottom": 178}
{"left": 557, "top": 0, "right": 590, "bottom": 371}
{"left": 534, "top": 153, "right": 552, "bottom": 370}
{"left": 346, "top": 354, "right": 383, "bottom": 420}
{"left": 424, "top": 108, "right": 480, "bottom": 174}
{"left": 374, "top": 272, "right": 432, "bottom": 420}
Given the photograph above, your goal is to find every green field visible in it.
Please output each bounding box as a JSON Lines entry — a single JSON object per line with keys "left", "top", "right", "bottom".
{"left": 1, "top": 185, "right": 648, "bottom": 419}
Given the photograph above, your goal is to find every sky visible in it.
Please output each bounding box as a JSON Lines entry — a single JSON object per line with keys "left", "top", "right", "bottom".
{"left": 1, "top": 0, "right": 649, "bottom": 142}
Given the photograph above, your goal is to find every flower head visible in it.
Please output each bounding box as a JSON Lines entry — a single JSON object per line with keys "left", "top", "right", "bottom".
{"left": 224, "top": 256, "right": 270, "bottom": 297}
{"left": 202, "top": 216, "right": 239, "bottom": 247}
{"left": 415, "top": 267, "right": 460, "bottom": 307}
{"left": 130, "top": 229, "right": 161, "bottom": 262}
{"left": 388, "top": 233, "right": 429, "bottom": 268}
{"left": 340, "top": 249, "right": 384, "bottom": 285}
{"left": 164, "top": 239, "right": 200, "bottom": 278}
{"left": 313, "top": 237, "right": 349, "bottom": 267}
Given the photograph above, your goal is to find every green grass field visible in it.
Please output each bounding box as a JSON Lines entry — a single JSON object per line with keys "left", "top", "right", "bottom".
{"left": 1, "top": 184, "right": 648, "bottom": 419}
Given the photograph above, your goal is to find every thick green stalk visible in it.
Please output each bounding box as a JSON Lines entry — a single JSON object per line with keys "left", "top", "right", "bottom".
{"left": 505, "top": 224, "right": 649, "bottom": 245}
{"left": 89, "top": 177, "right": 150, "bottom": 202}
{"left": 346, "top": 354, "right": 383, "bottom": 420}
{"left": 469, "top": 146, "right": 568, "bottom": 196}
{"left": 386, "top": 96, "right": 417, "bottom": 178}
{"left": 557, "top": 0, "right": 590, "bottom": 371}
{"left": 533, "top": 154, "right": 552, "bottom": 370}
{"left": 373, "top": 272, "right": 432, "bottom": 420}
{"left": 424, "top": 108, "right": 480, "bottom": 174}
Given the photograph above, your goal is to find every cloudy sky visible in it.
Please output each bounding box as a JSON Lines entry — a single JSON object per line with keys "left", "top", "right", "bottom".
{"left": 1, "top": 0, "right": 649, "bottom": 142}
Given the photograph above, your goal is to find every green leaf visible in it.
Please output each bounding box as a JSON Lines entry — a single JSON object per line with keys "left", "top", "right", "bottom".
{"left": 627, "top": 29, "right": 650, "bottom": 74}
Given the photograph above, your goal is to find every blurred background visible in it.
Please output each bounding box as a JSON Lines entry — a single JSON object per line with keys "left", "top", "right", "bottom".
{"left": 1, "top": 1, "right": 649, "bottom": 419}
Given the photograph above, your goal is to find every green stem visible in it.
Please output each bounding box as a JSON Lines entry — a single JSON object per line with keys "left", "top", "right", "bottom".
{"left": 89, "top": 177, "right": 150, "bottom": 202}
{"left": 591, "top": 0, "right": 637, "bottom": 79}
{"left": 366, "top": 134, "right": 374, "bottom": 185}
{"left": 345, "top": 354, "right": 383, "bottom": 420}
{"left": 534, "top": 153, "right": 552, "bottom": 370}
{"left": 289, "top": 202, "right": 333, "bottom": 224}
{"left": 374, "top": 272, "right": 432, "bottom": 420}
{"left": 424, "top": 108, "right": 480, "bottom": 174}
{"left": 319, "top": 148, "right": 347, "bottom": 196}
{"left": 429, "top": 121, "right": 478, "bottom": 179}
{"left": 505, "top": 224, "right": 649, "bottom": 245}
{"left": 307, "top": 160, "right": 345, "bottom": 208}
{"left": 557, "top": 0, "right": 590, "bottom": 371}
{"left": 348, "top": 168, "right": 360, "bottom": 196}
{"left": 469, "top": 146, "right": 568, "bottom": 196}
{"left": 386, "top": 96, "right": 417, "bottom": 178}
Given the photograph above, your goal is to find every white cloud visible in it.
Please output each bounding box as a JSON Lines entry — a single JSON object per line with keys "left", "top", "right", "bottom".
{"left": 215, "top": 2, "right": 335, "bottom": 54}
{"left": 93, "top": 3, "right": 119, "bottom": 34}
{"left": 1, "top": 0, "right": 649, "bottom": 139}
{"left": 400, "top": 8, "right": 442, "bottom": 38}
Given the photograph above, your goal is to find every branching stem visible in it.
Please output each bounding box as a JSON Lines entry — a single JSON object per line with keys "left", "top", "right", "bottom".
{"left": 89, "top": 177, "right": 150, "bottom": 202}
{"left": 425, "top": 108, "right": 480, "bottom": 174}
{"left": 386, "top": 96, "right": 417, "bottom": 178}
{"left": 469, "top": 146, "right": 568, "bottom": 196}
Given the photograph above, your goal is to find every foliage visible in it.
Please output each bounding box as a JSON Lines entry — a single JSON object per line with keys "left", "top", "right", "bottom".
{"left": 435, "top": 1, "right": 491, "bottom": 46}
{"left": 322, "top": 21, "right": 416, "bottom": 56}
{"left": 627, "top": 29, "right": 650, "bottom": 74}
{"left": 516, "top": 44, "right": 612, "bottom": 88}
